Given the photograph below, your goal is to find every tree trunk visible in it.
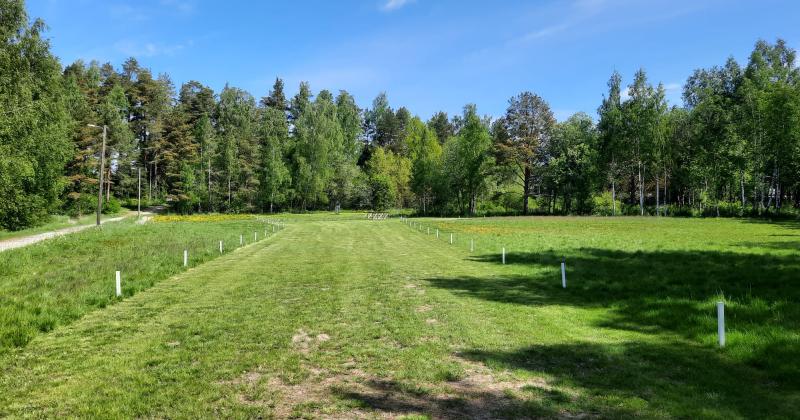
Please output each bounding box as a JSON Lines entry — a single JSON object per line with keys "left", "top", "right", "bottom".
{"left": 776, "top": 167, "right": 781, "bottom": 210}
{"left": 106, "top": 168, "right": 111, "bottom": 204}
{"left": 154, "top": 163, "right": 158, "bottom": 200}
{"left": 522, "top": 165, "right": 531, "bottom": 215}
{"left": 663, "top": 169, "right": 669, "bottom": 215}
{"left": 740, "top": 171, "right": 746, "bottom": 211}
{"left": 611, "top": 179, "right": 616, "bottom": 216}
{"left": 656, "top": 176, "right": 660, "bottom": 216}
{"left": 638, "top": 161, "right": 644, "bottom": 216}
{"left": 767, "top": 163, "right": 777, "bottom": 209}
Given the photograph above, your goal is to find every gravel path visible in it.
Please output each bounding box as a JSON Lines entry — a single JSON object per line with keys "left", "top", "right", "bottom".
{"left": 0, "top": 215, "right": 130, "bottom": 253}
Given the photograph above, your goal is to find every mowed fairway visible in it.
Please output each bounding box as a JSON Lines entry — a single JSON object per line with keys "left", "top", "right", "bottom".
{"left": 1, "top": 217, "right": 799, "bottom": 418}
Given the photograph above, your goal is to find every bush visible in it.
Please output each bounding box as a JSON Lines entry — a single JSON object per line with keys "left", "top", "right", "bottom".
{"left": 64, "top": 193, "right": 96, "bottom": 218}
{"left": 169, "top": 194, "right": 199, "bottom": 215}
{"left": 0, "top": 193, "right": 48, "bottom": 231}
{"left": 477, "top": 201, "right": 506, "bottom": 216}
{"left": 370, "top": 175, "right": 396, "bottom": 211}
{"left": 592, "top": 191, "right": 623, "bottom": 216}
{"left": 102, "top": 197, "right": 121, "bottom": 214}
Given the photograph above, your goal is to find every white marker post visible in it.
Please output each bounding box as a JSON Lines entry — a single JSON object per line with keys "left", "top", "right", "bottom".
{"left": 254, "top": 231, "right": 258, "bottom": 242}
{"left": 561, "top": 257, "right": 567, "bottom": 288}
{"left": 436, "top": 229, "right": 439, "bottom": 239}
{"left": 502, "top": 247, "right": 506, "bottom": 264}
{"left": 115, "top": 271, "right": 122, "bottom": 297}
{"left": 470, "top": 239, "right": 474, "bottom": 253}
{"left": 183, "top": 249, "right": 188, "bottom": 267}
{"left": 240, "top": 234, "right": 243, "bottom": 246}
{"left": 450, "top": 233, "right": 453, "bottom": 244}
{"left": 427, "top": 227, "right": 430, "bottom": 235}
{"left": 717, "top": 302, "right": 726, "bottom": 347}
{"left": 219, "top": 240, "right": 223, "bottom": 253}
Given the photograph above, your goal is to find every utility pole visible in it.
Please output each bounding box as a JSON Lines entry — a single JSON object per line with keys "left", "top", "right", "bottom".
{"left": 137, "top": 167, "right": 142, "bottom": 219}
{"left": 89, "top": 124, "right": 107, "bottom": 226}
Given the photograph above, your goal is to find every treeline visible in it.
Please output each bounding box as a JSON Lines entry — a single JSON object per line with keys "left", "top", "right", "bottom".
{"left": 2, "top": 0, "right": 800, "bottom": 230}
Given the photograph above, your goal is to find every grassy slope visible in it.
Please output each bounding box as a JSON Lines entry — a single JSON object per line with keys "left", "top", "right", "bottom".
{"left": 0, "top": 217, "right": 798, "bottom": 418}
{"left": 0, "top": 217, "right": 275, "bottom": 350}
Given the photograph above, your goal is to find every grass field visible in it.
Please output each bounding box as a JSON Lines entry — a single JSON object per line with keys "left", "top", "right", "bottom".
{"left": 0, "top": 215, "right": 798, "bottom": 418}
{"left": 0, "top": 215, "right": 279, "bottom": 351}
{"left": 0, "top": 212, "right": 130, "bottom": 241}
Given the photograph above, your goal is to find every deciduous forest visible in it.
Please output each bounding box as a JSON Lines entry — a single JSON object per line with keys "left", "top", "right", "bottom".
{"left": 3, "top": 0, "right": 800, "bottom": 230}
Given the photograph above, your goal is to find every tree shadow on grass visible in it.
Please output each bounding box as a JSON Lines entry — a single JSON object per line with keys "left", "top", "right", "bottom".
{"left": 427, "top": 248, "right": 800, "bottom": 388}
{"left": 330, "top": 374, "right": 640, "bottom": 419}
{"left": 460, "top": 340, "right": 797, "bottom": 418}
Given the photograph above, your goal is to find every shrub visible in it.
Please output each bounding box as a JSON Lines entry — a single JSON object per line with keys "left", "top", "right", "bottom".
{"left": 592, "top": 191, "right": 623, "bottom": 216}
{"left": 102, "top": 197, "right": 121, "bottom": 214}
{"left": 0, "top": 194, "right": 48, "bottom": 231}
{"left": 64, "top": 193, "right": 96, "bottom": 218}
{"left": 370, "top": 175, "right": 396, "bottom": 211}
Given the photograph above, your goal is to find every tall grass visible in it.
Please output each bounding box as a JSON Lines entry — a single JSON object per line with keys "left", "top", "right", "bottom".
{"left": 0, "top": 217, "right": 277, "bottom": 351}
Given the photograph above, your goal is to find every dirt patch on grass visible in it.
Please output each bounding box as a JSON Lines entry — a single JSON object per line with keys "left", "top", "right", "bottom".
{"left": 291, "top": 329, "right": 330, "bottom": 354}
{"left": 224, "top": 357, "right": 551, "bottom": 418}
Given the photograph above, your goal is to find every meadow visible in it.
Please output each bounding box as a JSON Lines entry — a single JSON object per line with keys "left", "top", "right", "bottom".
{"left": 0, "top": 212, "right": 129, "bottom": 241}
{"left": 0, "top": 215, "right": 279, "bottom": 351}
{"left": 0, "top": 215, "right": 797, "bottom": 418}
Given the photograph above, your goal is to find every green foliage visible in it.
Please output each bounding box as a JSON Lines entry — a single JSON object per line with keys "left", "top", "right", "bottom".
{"left": 366, "top": 147, "right": 411, "bottom": 209}
{"left": 101, "top": 196, "right": 121, "bottom": 214}
{"left": 0, "top": 2, "right": 72, "bottom": 230}
{"left": 442, "top": 105, "right": 494, "bottom": 215}
{"left": 4, "top": 2, "right": 800, "bottom": 220}
{"left": 369, "top": 174, "right": 396, "bottom": 210}
{"left": 591, "top": 191, "right": 622, "bottom": 216}
{"left": 407, "top": 117, "right": 442, "bottom": 214}
{"left": 496, "top": 91, "right": 556, "bottom": 214}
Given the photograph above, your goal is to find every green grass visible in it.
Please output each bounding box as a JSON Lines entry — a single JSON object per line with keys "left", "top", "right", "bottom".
{"left": 412, "top": 216, "right": 800, "bottom": 379}
{"left": 0, "top": 216, "right": 279, "bottom": 351}
{"left": 0, "top": 211, "right": 130, "bottom": 241}
{"left": 0, "top": 215, "right": 798, "bottom": 418}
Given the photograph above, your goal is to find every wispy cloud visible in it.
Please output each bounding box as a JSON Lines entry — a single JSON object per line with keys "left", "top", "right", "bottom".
{"left": 382, "top": 0, "right": 415, "bottom": 12}
{"left": 516, "top": 0, "right": 608, "bottom": 43}
{"left": 107, "top": 0, "right": 195, "bottom": 22}
{"left": 160, "top": 0, "right": 195, "bottom": 14}
{"left": 520, "top": 23, "right": 570, "bottom": 42}
{"left": 114, "top": 39, "right": 192, "bottom": 57}
{"left": 108, "top": 3, "right": 149, "bottom": 21}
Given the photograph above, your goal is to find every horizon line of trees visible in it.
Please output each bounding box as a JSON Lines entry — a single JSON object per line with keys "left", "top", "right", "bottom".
{"left": 3, "top": 0, "right": 800, "bottom": 230}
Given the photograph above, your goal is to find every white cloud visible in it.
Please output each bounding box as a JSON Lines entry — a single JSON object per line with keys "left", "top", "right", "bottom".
{"left": 160, "top": 0, "right": 195, "bottom": 14}
{"left": 382, "top": 0, "right": 415, "bottom": 12}
{"left": 114, "top": 39, "right": 191, "bottom": 57}
{"left": 520, "top": 23, "right": 570, "bottom": 42}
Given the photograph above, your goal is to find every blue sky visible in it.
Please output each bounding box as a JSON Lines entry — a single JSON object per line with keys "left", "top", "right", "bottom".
{"left": 27, "top": 0, "right": 800, "bottom": 121}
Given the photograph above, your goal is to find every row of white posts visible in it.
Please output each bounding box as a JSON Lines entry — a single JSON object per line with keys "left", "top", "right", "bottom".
{"left": 399, "top": 215, "right": 728, "bottom": 348}
{"left": 113, "top": 222, "right": 284, "bottom": 298}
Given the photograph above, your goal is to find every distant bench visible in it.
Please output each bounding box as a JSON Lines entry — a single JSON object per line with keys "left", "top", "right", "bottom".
{"left": 366, "top": 212, "right": 388, "bottom": 220}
